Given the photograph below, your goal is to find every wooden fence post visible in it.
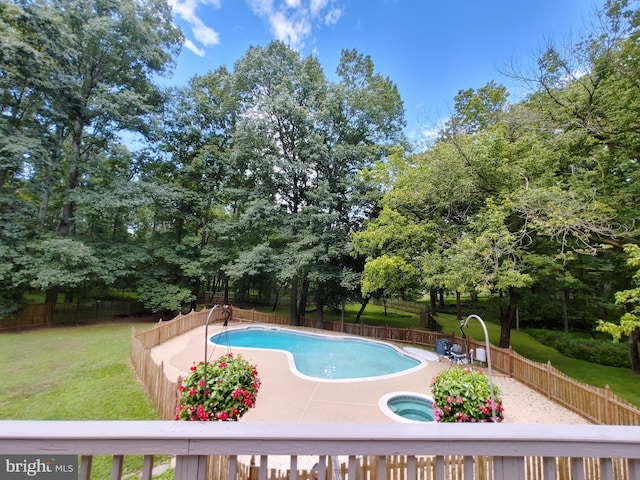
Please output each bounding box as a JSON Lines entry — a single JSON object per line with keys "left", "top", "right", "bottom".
{"left": 546, "top": 362, "right": 552, "bottom": 400}
{"left": 605, "top": 385, "right": 611, "bottom": 425}
{"left": 508, "top": 346, "right": 513, "bottom": 376}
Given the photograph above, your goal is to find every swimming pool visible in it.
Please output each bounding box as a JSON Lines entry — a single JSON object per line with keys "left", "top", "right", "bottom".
{"left": 209, "top": 326, "right": 425, "bottom": 381}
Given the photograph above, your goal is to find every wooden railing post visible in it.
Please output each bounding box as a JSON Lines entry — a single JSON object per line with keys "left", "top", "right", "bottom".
{"left": 175, "top": 455, "right": 207, "bottom": 480}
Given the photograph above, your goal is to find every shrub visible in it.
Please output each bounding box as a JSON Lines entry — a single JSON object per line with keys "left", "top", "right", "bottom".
{"left": 525, "top": 329, "right": 629, "bottom": 368}
{"left": 430, "top": 367, "right": 504, "bottom": 423}
{"left": 175, "top": 353, "right": 261, "bottom": 421}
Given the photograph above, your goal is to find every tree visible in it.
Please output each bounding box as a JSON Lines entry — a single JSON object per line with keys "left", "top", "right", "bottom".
{"left": 230, "top": 42, "right": 405, "bottom": 325}
{"left": 361, "top": 254, "right": 420, "bottom": 309}
{"left": 598, "top": 244, "right": 640, "bottom": 375}
{"left": 230, "top": 42, "right": 329, "bottom": 324}
{"left": 466, "top": 200, "right": 534, "bottom": 346}
{"left": 444, "top": 80, "right": 509, "bottom": 135}
{"left": 149, "top": 68, "right": 239, "bottom": 310}
{"left": 0, "top": 0, "right": 183, "bottom": 310}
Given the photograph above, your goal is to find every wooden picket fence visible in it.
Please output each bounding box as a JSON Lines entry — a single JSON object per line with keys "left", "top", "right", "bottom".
{"left": 128, "top": 306, "right": 639, "bottom": 480}
{"left": 0, "top": 304, "right": 55, "bottom": 331}
{"left": 206, "top": 453, "right": 632, "bottom": 480}
{"left": 130, "top": 306, "right": 640, "bottom": 426}
{"left": 1, "top": 300, "right": 148, "bottom": 332}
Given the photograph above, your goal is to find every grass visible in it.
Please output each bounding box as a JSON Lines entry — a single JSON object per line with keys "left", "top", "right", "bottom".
{"left": 269, "top": 303, "right": 422, "bottom": 328}
{"left": 0, "top": 322, "right": 172, "bottom": 479}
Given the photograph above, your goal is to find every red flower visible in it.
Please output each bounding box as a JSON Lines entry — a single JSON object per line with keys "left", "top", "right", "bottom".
{"left": 217, "top": 411, "right": 229, "bottom": 420}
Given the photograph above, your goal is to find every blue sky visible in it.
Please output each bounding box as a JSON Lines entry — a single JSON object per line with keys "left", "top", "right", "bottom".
{"left": 166, "top": 0, "right": 602, "bottom": 144}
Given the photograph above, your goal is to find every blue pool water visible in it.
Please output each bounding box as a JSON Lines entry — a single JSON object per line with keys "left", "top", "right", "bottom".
{"left": 210, "top": 327, "right": 422, "bottom": 380}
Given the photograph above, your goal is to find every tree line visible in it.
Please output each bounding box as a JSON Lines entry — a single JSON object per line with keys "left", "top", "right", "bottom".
{"left": 1, "top": 0, "right": 639, "bottom": 372}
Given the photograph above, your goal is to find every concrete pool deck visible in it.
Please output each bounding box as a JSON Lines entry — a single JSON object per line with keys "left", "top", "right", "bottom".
{"left": 150, "top": 322, "right": 588, "bottom": 424}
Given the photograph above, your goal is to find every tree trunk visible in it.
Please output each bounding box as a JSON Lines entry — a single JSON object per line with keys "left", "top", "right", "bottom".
{"left": 438, "top": 289, "right": 445, "bottom": 307}
{"left": 58, "top": 122, "right": 83, "bottom": 236}
{"left": 290, "top": 276, "right": 298, "bottom": 326}
{"left": 470, "top": 290, "right": 478, "bottom": 304}
{"left": 40, "top": 125, "right": 65, "bottom": 230}
{"left": 58, "top": 163, "right": 79, "bottom": 235}
{"left": 315, "top": 287, "right": 324, "bottom": 329}
{"left": 429, "top": 288, "right": 437, "bottom": 315}
{"left": 499, "top": 287, "right": 519, "bottom": 348}
{"left": 297, "top": 276, "right": 310, "bottom": 325}
{"left": 45, "top": 288, "right": 58, "bottom": 304}
{"left": 191, "top": 278, "right": 200, "bottom": 311}
{"left": 355, "top": 295, "right": 371, "bottom": 323}
{"left": 38, "top": 187, "right": 51, "bottom": 230}
{"left": 455, "top": 291, "right": 462, "bottom": 320}
{"left": 562, "top": 289, "right": 569, "bottom": 333}
{"left": 629, "top": 327, "right": 640, "bottom": 376}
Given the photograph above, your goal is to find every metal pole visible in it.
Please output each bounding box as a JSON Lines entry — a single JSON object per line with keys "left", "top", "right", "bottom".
{"left": 203, "top": 305, "right": 223, "bottom": 398}
{"left": 461, "top": 314, "right": 497, "bottom": 421}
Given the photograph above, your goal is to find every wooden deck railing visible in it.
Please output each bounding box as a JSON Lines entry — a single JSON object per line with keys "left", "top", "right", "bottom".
{"left": 1, "top": 421, "right": 639, "bottom": 480}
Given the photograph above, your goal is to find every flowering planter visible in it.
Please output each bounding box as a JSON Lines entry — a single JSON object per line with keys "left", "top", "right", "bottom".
{"left": 430, "top": 367, "right": 504, "bottom": 423}
{"left": 175, "top": 353, "right": 261, "bottom": 421}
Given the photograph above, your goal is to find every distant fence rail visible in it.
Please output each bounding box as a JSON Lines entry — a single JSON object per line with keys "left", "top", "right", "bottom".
{"left": 0, "top": 300, "right": 149, "bottom": 332}
{"left": 370, "top": 297, "right": 425, "bottom": 315}
{"left": 132, "top": 306, "right": 640, "bottom": 427}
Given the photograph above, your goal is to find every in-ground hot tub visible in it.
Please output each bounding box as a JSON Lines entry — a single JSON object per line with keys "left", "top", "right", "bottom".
{"left": 379, "top": 391, "right": 435, "bottom": 423}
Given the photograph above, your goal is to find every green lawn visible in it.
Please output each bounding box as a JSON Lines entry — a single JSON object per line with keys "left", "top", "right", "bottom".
{"left": 0, "top": 322, "right": 172, "bottom": 479}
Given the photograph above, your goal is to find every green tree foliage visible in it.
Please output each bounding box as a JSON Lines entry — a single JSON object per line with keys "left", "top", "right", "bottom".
{"left": 353, "top": 0, "right": 640, "bottom": 357}
{"left": 0, "top": 0, "right": 182, "bottom": 314}
{"left": 361, "top": 254, "right": 420, "bottom": 302}
{"left": 227, "top": 42, "right": 405, "bottom": 325}
{"left": 598, "top": 244, "right": 640, "bottom": 374}
{"left": 143, "top": 68, "right": 239, "bottom": 311}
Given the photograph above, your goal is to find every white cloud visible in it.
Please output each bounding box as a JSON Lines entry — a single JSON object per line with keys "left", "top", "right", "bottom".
{"left": 310, "top": 0, "right": 328, "bottom": 16}
{"left": 270, "top": 11, "right": 311, "bottom": 47}
{"left": 324, "top": 7, "right": 341, "bottom": 25}
{"left": 183, "top": 38, "right": 206, "bottom": 57}
{"left": 247, "top": 0, "right": 273, "bottom": 16}
{"left": 192, "top": 19, "right": 220, "bottom": 46}
{"left": 247, "top": 0, "right": 343, "bottom": 49}
{"left": 169, "top": 0, "right": 221, "bottom": 54}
